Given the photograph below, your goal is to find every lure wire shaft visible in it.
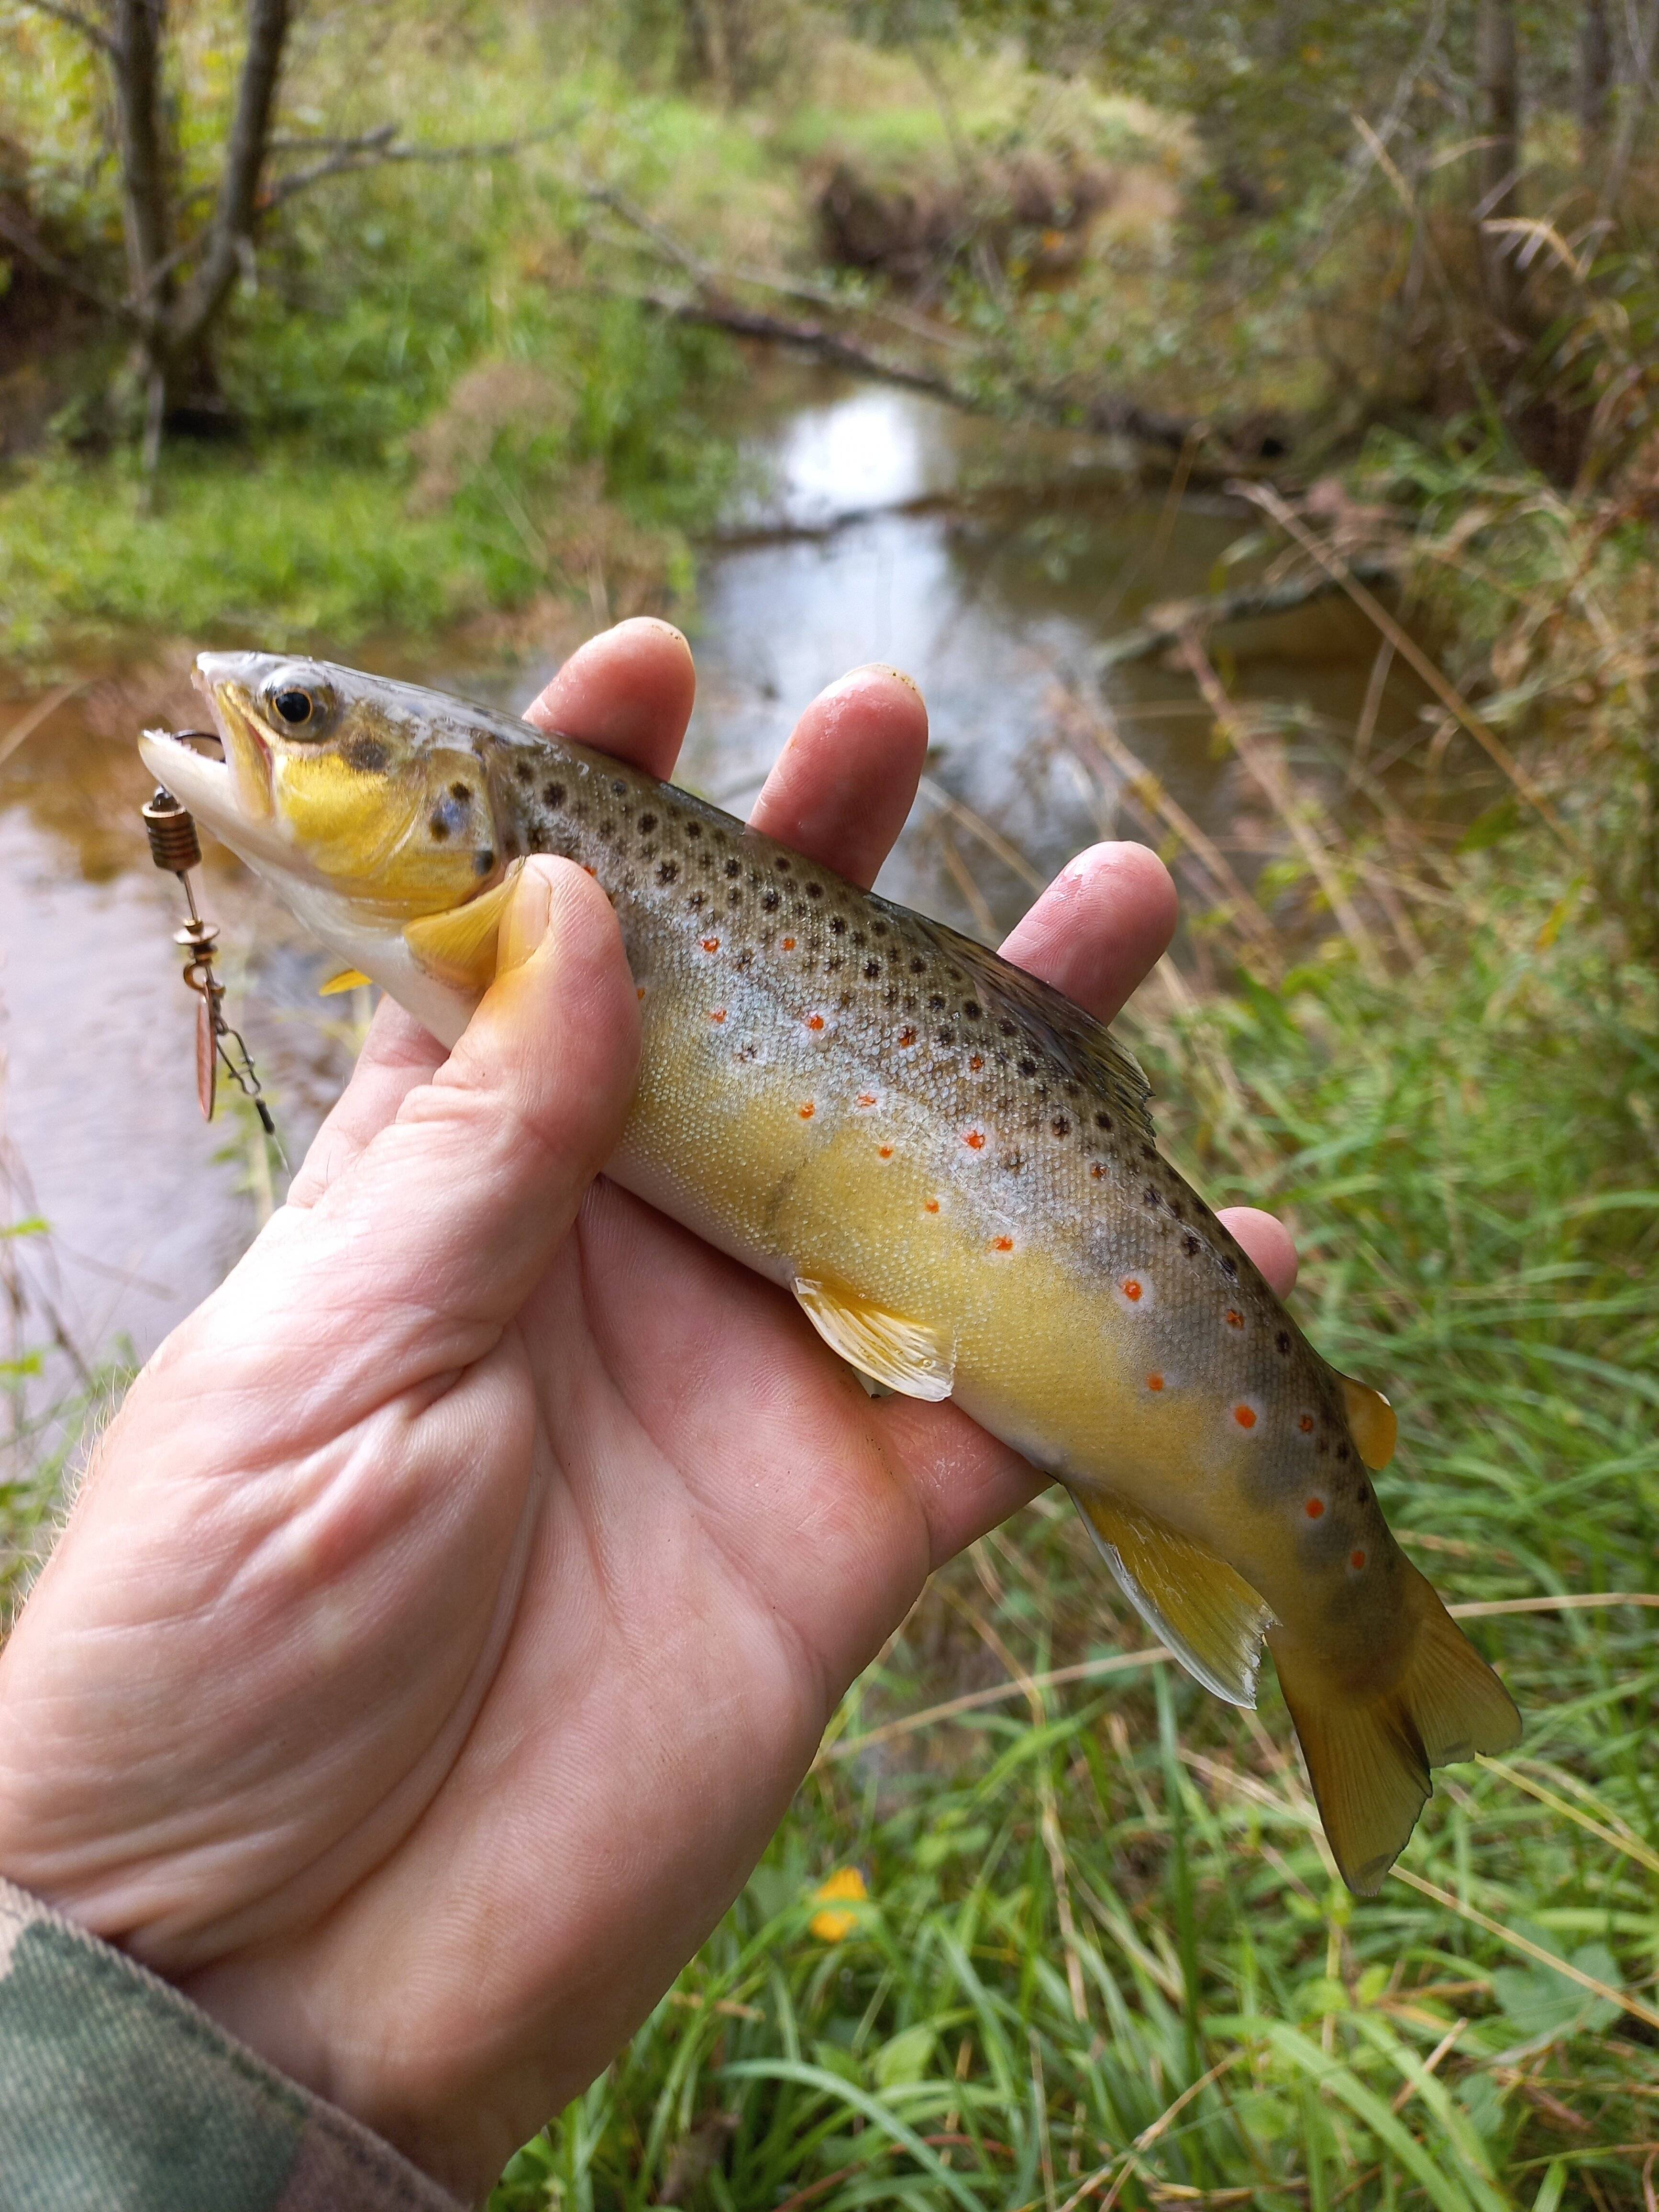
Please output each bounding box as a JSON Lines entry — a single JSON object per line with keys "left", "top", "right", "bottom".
{"left": 141, "top": 784, "right": 284, "bottom": 1159}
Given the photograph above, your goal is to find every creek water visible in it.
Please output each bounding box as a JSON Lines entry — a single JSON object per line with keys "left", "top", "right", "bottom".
{"left": 1, "top": 365, "right": 1435, "bottom": 1381}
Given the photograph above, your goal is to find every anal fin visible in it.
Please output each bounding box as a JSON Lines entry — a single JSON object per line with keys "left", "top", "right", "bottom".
{"left": 1071, "top": 1489, "right": 1274, "bottom": 1707}
{"left": 793, "top": 1277, "right": 956, "bottom": 1402}
{"left": 1338, "top": 1373, "right": 1398, "bottom": 1471}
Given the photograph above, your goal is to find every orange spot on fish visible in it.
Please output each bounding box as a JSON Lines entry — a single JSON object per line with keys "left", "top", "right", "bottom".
{"left": 994, "top": 1236, "right": 1013, "bottom": 1251}
{"left": 1122, "top": 1278, "right": 1143, "bottom": 1302}
{"left": 782, "top": 937, "right": 796, "bottom": 951}
{"left": 1299, "top": 1414, "right": 1315, "bottom": 1433}
{"left": 924, "top": 1198, "right": 940, "bottom": 1214}
{"left": 878, "top": 1144, "right": 894, "bottom": 1159}
{"left": 637, "top": 986, "right": 646, "bottom": 1000}
{"left": 1305, "top": 1496, "right": 1325, "bottom": 1519}
{"left": 799, "top": 1101, "right": 815, "bottom": 1119}
{"left": 1147, "top": 1372, "right": 1164, "bottom": 1391}
{"left": 1234, "top": 1405, "right": 1257, "bottom": 1429}
{"left": 856, "top": 1093, "right": 877, "bottom": 1108}
{"left": 1350, "top": 1548, "right": 1367, "bottom": 1571}
{"left": 899, "top": 1027, "right": 917, "bottom": 1047}
{"left": 1225, "top": 1309, "right": 1245, "bottom": 1330}
{"left": 1091, "top": 1162, "right": 1106, "bottom": 1179}
{"left": 969, "top": 1053, "right": 984, "bottom": 1070}
{"left": 963, "top": 1130, "right": 986, "bottom": 1150}
{"left": 806, "top": 1013, "right": 825, "bottom": 1031}
{"left": 709, "top": 1008, "right": 726, "bottom": 1023}
{"left": 701, "top": 937, "right": 719, "bottom": 953}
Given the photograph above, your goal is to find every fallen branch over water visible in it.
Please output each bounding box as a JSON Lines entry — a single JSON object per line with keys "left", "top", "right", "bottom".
{"left": 1094, "top": 557, "right": 1402, "bottom": 668}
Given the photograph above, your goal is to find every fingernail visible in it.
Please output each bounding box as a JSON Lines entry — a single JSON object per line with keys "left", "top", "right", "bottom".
{"left": 498, "top": 858, "right": 554, "bottom": 973}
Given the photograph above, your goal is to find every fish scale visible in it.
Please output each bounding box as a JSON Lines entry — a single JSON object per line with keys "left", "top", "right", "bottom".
{"left": 139, "top": 652, "right": 1522, "bottom": 1895}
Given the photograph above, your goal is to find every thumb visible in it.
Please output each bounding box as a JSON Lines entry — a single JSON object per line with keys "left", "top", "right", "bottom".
{"left": 307, "top": 856, "right": 640, "bottom": 1379}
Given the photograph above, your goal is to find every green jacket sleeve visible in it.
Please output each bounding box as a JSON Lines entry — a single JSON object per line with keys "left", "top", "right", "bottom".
{"left": 0, "top": 1878, "right": 464, "bottom": 2212}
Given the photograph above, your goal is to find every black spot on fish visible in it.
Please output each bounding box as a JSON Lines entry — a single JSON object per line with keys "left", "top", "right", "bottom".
{"left": 1095, "top": 1112, "right": 1112, "bottom": 1131}
{"left": 638, "top": 812, "right": 656, "bottom": 833}
{"left": 1017, "top": 1057, "right": 1037, "bottom": 1077}
{"left": 775, "top": 855, "right": 789, "bottom": 870}
{"left": 807, "top": 883, "right": 823, "bottom": 899}
{"left": 929, "top": 994, "right": 945, "bottom": 1010}
{"left": 514, "top": 761, "right": 532, "bottom": 785}
{"left": 449, "top": 780, "right": 470, "bottom": 803}
{"left": 1053, "top": 1117, "right": 1070, "bottom": 1138}
{"left": 725, "top": 858, "right": 740, "bottom": 877}
{"left": 1220, "top": 1255, "right": 1239, "bottom": 1279}
{"left": 475, "top": 850, "right": 495, "bottom": 876}
{"left": 1276, "top": 1331, "right": 1291, "bottom": 1355}
{"left": 1337, "top": 1445, "right": 1352, "bottom": 1464}
{"left": 686, "top": 821, "right": 702, "bottom": 839}
{"left": 658, "top": 860, "right": 679, "bottom": 884}
{"left": 863, "top": 959, "right": 880, "bottom": 978}
{"left": 938, "top": 1029, "right": 954, "bottom": 1046}
{"left": 1356, "top": 1483, "right": 1370, "bottom": 1505}
{"left": 611, "top": 779, "right": 627, "bottom": 797}
{"left": 342, "top": 735, "right": 390, "bottom": 774}
{"left": 429, "top": 811, "right": 450, "bottom": 841}
{"left": 544, "top": 781, "right": 564, "bottom": 808}
{"left": 763, "top": 888, "right": 780, "bottom": 910}
{"left": 964, "top": 1000, "right": 982, "bottom": 1020}
{"left": 873, "top": 920, "right": 888, "bottom": 936}
{"left": 911, "top": 958, "right": 927, "bottom": 975}
{"left": 1001, "top": 1150, "right": 1022, "bottom": 1172}
{"left": 830, "top": 915, "right": 845, "bottom": 934}
{"left": 1182, "top": 1233, "right": 1201, "bottom": 1256}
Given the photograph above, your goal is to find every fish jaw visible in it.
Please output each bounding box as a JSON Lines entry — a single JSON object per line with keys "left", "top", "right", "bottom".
{"left": 137, "top": 658, "right": 289, "bottom": 873}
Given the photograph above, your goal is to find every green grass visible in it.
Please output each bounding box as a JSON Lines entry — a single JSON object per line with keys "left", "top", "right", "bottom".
{"left": 489, "top": 848, "right": 1659, "bottom": 2211}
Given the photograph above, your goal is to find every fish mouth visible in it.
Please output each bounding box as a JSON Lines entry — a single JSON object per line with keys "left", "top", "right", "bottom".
{"left": 135, "top": 654, "right": 285, "bottom": 865}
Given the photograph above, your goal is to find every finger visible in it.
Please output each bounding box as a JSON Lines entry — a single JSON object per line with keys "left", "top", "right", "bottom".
{"left": 296, "top": 859, "right": 640, "bottom": 1390}
{"left": 521, "top": 618, "right": 696, "bottom": 780}
{"left": 1219, "top": 1206, "right": 1299, "bottom": 1298}
{"left": 997, "top": 841, "right": 1179, "bottom": 1023}
{"left": 747, "top": 666, "right": 929, "bottom": 889}
{"left": 285, "top": 998, "right": 444, "bottom": 1209}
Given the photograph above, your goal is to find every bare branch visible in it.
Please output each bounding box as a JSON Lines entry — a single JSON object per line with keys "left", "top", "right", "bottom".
{"left": 263, "top": 126, "right": 559, "bottom": 210}
{"left": 18, "top": 0, "right": 115, "bottom": 56}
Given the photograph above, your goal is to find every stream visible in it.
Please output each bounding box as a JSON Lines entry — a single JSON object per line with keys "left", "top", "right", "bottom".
{"left": 1, "top": 364, "right": 1442, "bottom": 1387}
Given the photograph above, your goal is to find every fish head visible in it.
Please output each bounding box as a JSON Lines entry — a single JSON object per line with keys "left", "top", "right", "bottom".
{"left": 138, "top": 653, "right": 505, "bottom": 919}
{"left": 138, "top": 654, "right": 531, "bottom": 1047}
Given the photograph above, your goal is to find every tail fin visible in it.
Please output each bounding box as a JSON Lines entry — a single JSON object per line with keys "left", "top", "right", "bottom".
{"left": 1272, "top": 1566, "right": 1521, "bottom": 1896}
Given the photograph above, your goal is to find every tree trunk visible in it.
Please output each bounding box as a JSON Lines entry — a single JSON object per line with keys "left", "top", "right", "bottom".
{"left": 1581, "top": 0, "right": 1613, "bottom": 168}
{"left": 1475, "top": 0, "right": 1521, "bottom": 330}
{"left": 102, "top": 0, "right": 292, "bottom": 466}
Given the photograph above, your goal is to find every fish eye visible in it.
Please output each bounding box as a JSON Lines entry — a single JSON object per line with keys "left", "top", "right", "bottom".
{"left": 260, "top": 670, "right": 335, "bottom": 739}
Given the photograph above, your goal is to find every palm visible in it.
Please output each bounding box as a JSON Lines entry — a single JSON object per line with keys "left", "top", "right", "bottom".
{"left": 0, "top": 624, "right": 1294, "bottom": 2199}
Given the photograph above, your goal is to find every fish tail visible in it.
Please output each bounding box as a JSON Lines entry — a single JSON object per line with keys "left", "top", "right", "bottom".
{"left": 1271, "top": 1562, "right": 1521, "bottom": 1896}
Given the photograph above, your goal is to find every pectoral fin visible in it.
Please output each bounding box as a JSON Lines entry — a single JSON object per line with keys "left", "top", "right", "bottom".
{"left": 1071, "top": 1489, "right": 1274, "bottom": 1707}
{"left": 402, "top": 864, "right": 523, "bottom": 992}
{"left": 319, "top": 968, "right": 372, "bottom": 996}
{"left": 793, "top": 1277, "right": 956, "bottom": 1402}
{"left": 1338, "top": 1374, "right": 1397, "bottom": 1471}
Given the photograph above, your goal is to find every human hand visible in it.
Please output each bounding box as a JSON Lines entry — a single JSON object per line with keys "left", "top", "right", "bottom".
{"left": 0, "top": 621, "right": 1296, "bottom": 2197}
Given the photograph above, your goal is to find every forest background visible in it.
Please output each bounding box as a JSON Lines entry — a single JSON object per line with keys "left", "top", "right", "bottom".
{"left": 2, "top": 3, "right": 1658, "bottom": 2208}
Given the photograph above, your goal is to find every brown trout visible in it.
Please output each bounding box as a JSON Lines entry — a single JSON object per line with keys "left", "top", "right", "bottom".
{"left": 139, "top": 653, "right": 1520, "bottom": 1894}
